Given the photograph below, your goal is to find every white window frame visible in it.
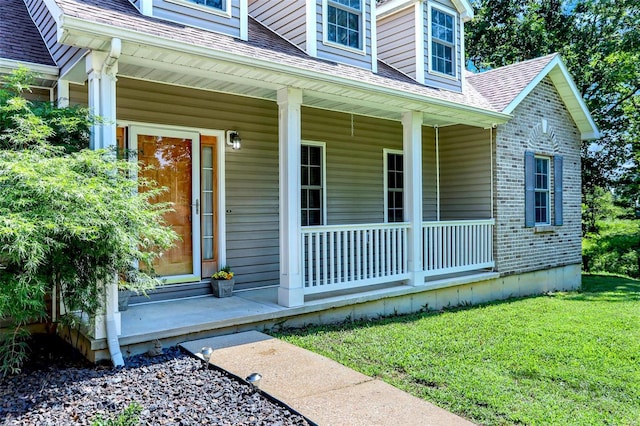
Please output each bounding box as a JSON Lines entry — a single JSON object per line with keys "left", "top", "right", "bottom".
{"left": 427, "top": 2, "right": 458, "bottom": 79}
{"left": 165, "top": 0, "right": 232, "bottom": 18}
{"left": 383, "top": 149, "right": 404, "bottom": 223}
{"left": 534, "top": 155, "right": 551, "bottom": 226}
{"left": 322, "top": 0, "right": 366, "bottom": 55}
{"left": 301, "top": 141, "right": 327, "bottom": 226}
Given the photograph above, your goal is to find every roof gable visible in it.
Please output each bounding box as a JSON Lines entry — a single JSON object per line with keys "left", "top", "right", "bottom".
{"left": 467, "top": 54, "right": 599, "bottom": 140}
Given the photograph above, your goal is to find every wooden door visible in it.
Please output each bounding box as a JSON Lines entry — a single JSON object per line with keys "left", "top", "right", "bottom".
{"left": 130, "top": 126, "right": 201, "bottom": 283}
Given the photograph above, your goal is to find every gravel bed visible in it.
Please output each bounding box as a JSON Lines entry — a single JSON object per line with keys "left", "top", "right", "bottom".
{"left": 0, "top": 336, "right": 309, "bottom": 425}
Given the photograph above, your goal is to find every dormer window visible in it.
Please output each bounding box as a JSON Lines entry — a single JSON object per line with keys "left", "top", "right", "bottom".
{"left": 186, "top": 0, "right": 227, "bottom": 12}
{"left": 430, "top": 6, "right": 456, "bottom": 77}
{"left": 326, "top": 0, "right": 362, "bottom": 50}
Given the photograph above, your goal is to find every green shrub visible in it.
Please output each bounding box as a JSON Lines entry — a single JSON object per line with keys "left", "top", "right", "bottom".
{"left": 583, "top": 219, "right": 640, "bottom": 278}
{"left": 91, "top": 402, "right": 142, "bottom": 426}
{"left": 0, "top": 69, "right": 178, "bottom": 375}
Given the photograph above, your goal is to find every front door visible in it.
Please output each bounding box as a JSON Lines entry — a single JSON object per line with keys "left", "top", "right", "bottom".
{"left": 130, "top": 126, "right": 201, "bottom": 283}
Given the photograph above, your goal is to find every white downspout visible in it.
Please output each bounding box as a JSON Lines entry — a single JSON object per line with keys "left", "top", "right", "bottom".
{"left": 435, "top": 126, "right": 441, "bottom": 221}
{"left": 100, "top": 38, "right": 124, "bottom": 367}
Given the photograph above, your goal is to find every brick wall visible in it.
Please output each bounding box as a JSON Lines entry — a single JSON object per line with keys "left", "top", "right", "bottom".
{"left": 494, "top": 76, "right": 582, "bottom": 275}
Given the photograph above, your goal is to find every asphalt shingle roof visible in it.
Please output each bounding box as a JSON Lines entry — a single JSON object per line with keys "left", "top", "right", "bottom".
{"left": 466, "top": 54, "right": 558, "bottom": 112}
{"left": 0, "top": 0, "right": 56, "bottom": 66}
{"left": 52, "top": 0, "right": 496, "bottom": 112}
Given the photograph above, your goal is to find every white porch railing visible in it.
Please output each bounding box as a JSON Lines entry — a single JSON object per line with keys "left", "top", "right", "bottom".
{"left": 301, "top": 223, "right": 410, "bottom": 294}
{"left": 422, "top": 219, "right": 495, "bottom": 276}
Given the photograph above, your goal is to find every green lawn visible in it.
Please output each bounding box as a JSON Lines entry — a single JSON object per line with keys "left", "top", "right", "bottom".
{"left": 276, "top": 275, "right": 640, "bottom": 425}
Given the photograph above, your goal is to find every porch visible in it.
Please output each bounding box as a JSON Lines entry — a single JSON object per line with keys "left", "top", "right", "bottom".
{"left": 98, "top": 269, "right": 500, "bottom": 361}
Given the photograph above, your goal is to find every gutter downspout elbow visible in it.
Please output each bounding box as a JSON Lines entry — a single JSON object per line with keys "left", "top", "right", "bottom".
{"left": 105, "top": 278, "right": 125, "bottom": 367}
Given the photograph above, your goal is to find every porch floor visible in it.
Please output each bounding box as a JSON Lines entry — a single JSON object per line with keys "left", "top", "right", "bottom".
{"left": 114, "top": 270, "right": 498, "bottom": 356}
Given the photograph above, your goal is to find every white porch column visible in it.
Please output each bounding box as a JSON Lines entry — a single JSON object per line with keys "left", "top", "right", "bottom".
{"left": 402, "top": 111, "right": 425, "bottom": 286}
{"left": 56, "top": 80, "right": 69, "bottom": 108}
{"left": 277, "top": 87, "right": 304, "bottom": 307}
{"left": 86, "top": 38, "right": 120, "bottom": 150}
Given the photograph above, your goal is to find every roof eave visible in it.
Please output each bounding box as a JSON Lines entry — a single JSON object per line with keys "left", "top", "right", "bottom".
{"left": 0, "top": 58, "right": 59, "bottom": 80}
{"left": 58, "top": 15, "right": 510, "bottom": 126}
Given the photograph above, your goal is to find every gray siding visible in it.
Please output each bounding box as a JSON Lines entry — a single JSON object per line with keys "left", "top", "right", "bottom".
{"left": 422, "top": 0, "right": 462, "bottom": 92}
{"left": 153, "top": 0, "right": 241, "bottom": 38}
{"left": 315, "top": 0, "right": 373, "bottom": 70}
{"left": 377, "top": 7, "right": 416, "bottom": 78}
{"left": 422, "top": 127, "right": 437, "bottom": 220}
{"left": 302, "top": 108, "right": 402, "bottom": 224}
{"left": 25, "top": 0, "right": 85, "bottom": 76}
{"left": 71, "top": 78, "right": 279, "bottom": 288}
{"left": 249, "top": 0, "right": 307, "bottom": 50}
{"left": 438, "top": 125, "right": 492, "bottom": 219}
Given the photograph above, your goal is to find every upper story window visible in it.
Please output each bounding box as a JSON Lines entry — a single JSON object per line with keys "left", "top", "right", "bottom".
{"left": 187, "top": 0, "right": 226, "bottom": 12}
{"left": 430, "top": 7, "right": 456, "bottom": 76}
{"left": 326, "top": 0, "right": 362, "bottom": 50}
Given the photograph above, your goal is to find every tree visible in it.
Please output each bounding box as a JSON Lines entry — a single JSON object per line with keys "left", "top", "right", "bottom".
{"left": 0, "top": 69, "right": 178, "bottom": 375}
{"left": 466, "top": 0, "right": 640, "bottom": 233}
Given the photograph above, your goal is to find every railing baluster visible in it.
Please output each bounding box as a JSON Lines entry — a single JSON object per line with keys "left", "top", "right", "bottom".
{"left": 337, "top": 230, "right": 342, "bottom": 284}
{"left": 329, "top": 231, "right": 335, "bottom": 285}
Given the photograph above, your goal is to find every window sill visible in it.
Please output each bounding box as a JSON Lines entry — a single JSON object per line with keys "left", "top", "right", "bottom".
{"left": 534, "top": 225, "right": 556, "bottom": 233}
{"left": 321, "top": 40, "right": 367, "bottom": 56}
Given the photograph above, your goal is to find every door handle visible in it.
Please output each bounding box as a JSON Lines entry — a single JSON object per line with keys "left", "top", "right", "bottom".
{"left": 192, "top": 199, "right": 199, "bottom": 215}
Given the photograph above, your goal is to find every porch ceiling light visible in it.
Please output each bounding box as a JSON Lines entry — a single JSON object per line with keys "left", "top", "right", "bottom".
{"left": 226, "top": 130, "right": 242, "bottom": 150}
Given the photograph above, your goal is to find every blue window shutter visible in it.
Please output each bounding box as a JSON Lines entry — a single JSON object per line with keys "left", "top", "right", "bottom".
{"left": 554, "top": 155, "right": 563, "bottom": 226}
{"left": 524, "top": 151, "right": 535, "bottom": 227}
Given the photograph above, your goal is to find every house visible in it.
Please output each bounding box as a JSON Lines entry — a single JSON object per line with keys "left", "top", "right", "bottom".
{"left": 1, "top": 0, "right": 598, "bottom": 364}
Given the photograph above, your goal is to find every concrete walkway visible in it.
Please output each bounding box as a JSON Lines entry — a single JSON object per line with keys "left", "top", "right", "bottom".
{"left": 181, "top": 331, "right": 474, "bottom": 426}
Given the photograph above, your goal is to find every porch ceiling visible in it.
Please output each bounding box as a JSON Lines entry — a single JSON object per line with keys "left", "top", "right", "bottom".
{"left": 59, "top": 21, "right": 509, "bottom": 128}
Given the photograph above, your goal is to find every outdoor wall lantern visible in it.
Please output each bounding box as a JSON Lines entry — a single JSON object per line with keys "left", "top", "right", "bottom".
{"left": 226, "top": 130, "right": 242, "bottom": 150}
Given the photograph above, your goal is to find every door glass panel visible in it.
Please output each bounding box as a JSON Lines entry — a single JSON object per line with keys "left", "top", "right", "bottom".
{"left": 138, "top": 135, "right": 193, "bottom": 276}
{"left": 202, "top": 146, "right": 214, "bottom": 260}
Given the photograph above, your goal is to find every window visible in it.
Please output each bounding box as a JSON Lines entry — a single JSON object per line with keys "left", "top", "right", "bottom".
{"left": 385, "top": 151, "right": 404, "bottom": 223}
{"left": 534, "top": 157, "right": 550, "bottom": 225}
{"left": 525, "top": 151, "right": 563, "bottom": 227}
{"left": 430, "top": 7, "right": 455, "bottom": 76}
{"left": 187, "top": 0, "right": 225, "bottom": 11}
{"left": 327, "top": 0, "right": 362, "bottom": 49}
{"left": 301, "top": 144, "right": 324, "bottom": 226}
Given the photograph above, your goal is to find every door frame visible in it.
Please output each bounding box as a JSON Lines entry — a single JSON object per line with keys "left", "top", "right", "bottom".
{"left": 123, "top": 122, "right": 227, "bottom": 284}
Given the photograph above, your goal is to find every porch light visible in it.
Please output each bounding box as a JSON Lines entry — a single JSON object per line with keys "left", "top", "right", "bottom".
{"left": 200, "top": 346, "right": 213, "bottom": 364}
{"left": 246, "top": 372, "right": 262, "bottom": 389}
{"left": 226, "top": 130, "right": 242, "bottom": 150}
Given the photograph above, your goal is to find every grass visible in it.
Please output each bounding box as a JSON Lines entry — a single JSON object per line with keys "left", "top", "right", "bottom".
{"left": 276, "top": 275, "right": 640, "bottom": 425}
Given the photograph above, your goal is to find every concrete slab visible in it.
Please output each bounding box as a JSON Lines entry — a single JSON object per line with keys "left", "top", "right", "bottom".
{"left": 181, "top": 331, "right": 475, "bottom": 426}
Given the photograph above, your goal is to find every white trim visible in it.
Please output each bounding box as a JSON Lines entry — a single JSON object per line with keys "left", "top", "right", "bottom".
{"left": 116, "top": 121, "right": 227, "bottom": 266}
{"left": 414, "top": 1, "right": 425, "bottom": 83}
{"left": 534, "top": 155, "right": 551, "bottom": 226}
{"left": 502, "top": 55, "right": 600, "bottom": 140}
{"left": 435, "top": 125, "right": 441, "bottom": 221}
{"left": 370, "top": 0, "right": 378, "bottom": 73}
{"left": 301, "top": 140, "right": 328, "bottom": 226}
{"left": 306, "top": 0, "right": 318, "bottom": 56}
{"left": 376, "top": 0, "right": 419, "bottom": 18}
{"left": 427, "top": 2, "right": 459, "bottom": 80}
{"left": 383, "top": 148, "right": 404, "bottom": 223}
{"left": 139, "top": 0, "right": 153, "bottom": 16}
{"left": 127, "top": 124, "right": 209, "bottom": 283}
{"left": 322, "top": 0, "right": 367, "bottom": 55}
{"left": 163, "top": 0, "right": 233, "bottom": 18}
{"left": 460, "top": 19, "right": 466, "bottom": 90}
{"left": 376, "top": 0, "right": 473, "bottom": 22}
{"left": 59, "top": 16, "right": 512, "bottom": 124}
{"left": 239, "top": 0, "right": 248, "bottom": 41}
{"left": 0, "top": 58, "right": 58, "bottom": 79}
